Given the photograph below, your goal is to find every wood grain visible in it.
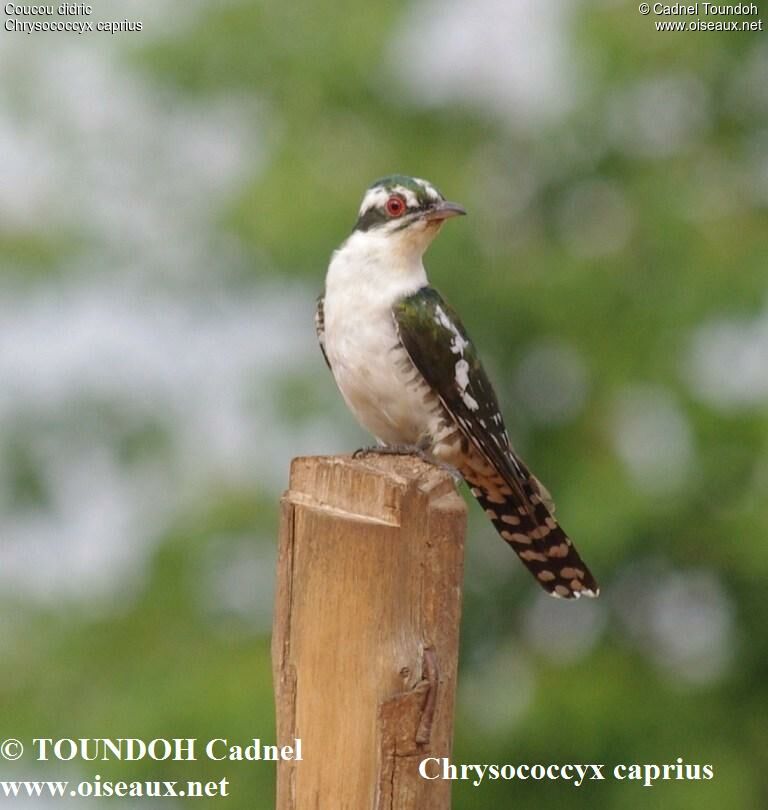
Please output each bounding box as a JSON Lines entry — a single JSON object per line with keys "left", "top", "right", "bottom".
{"left": 272, "top": 454, "right": 467, "bottom": 810}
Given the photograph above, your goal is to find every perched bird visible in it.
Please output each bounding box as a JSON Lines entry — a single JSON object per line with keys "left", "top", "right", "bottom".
{"left": 317, "top": 175, "right": 598, "bottom": 599}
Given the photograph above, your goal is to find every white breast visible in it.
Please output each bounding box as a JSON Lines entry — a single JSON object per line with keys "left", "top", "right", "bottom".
{"left": 322, "top": 230, "right": 438, "bottom": 446}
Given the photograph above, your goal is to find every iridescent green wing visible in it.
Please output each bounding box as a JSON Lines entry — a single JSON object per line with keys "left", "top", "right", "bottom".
{"left": 392, "top": 286, "right": 524, "bottom": 488}
{"left": 393, "top": 286, "right": 599, "bottom": 599}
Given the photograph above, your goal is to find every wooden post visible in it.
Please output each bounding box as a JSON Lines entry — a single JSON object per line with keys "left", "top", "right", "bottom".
{"left": 272, "top": 454, "right": 467, "bottom": 810}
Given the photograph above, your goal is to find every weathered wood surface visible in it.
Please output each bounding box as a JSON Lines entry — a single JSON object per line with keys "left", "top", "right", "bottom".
{"left": 272, "top": 454, "right": 467, "bottom": 810}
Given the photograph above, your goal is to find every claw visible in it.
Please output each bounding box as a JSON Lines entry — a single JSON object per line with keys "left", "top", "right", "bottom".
{"left": 351, "top": 444, "right": 460, "bottom": 480}
{"left": 353, "top": 443, "right": 420, "bottom": 458}
{"left": 352, "top": 445, "right": 379, "bottom": 459}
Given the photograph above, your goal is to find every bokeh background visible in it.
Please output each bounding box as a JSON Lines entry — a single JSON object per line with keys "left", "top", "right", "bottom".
{"left": 1, "top": 1, "right": 767, "bottom": 807}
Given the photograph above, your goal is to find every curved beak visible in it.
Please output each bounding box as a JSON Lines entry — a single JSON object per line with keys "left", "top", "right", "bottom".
{"left": 423, "top": 200, "right": 467, "bottom": 222}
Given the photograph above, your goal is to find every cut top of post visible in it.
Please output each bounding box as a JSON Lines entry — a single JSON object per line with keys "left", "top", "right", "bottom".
{"left": 286, "top": 453, "right": 464, "bottom": 526}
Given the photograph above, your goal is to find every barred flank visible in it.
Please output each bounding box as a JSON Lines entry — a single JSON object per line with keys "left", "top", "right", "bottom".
{"left": 465, "top": 472, "right": 599, "bottom": 599}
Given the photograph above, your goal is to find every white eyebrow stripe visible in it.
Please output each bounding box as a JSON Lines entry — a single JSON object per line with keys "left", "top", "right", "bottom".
{"left": 391, "top": 185, "right": 419, "bottom": 208}
{"left": 414, "top": 177, "right": 441, "bottom": 201}
{"left": 358, "top": 185, "right": 419, "bottom": 215}
{"left": 358, "top": 187, "right": 390, "bottom": 217}
{"left": 358, "top": 181, "right": 438, "bottom": 217}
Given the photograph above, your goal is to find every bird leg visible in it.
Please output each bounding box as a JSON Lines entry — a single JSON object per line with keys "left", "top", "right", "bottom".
{"left": 353, "top": 443, "right": 423, "bottom": 459}
{"left": 352, "top": 443, "right": 462, "bottom": 481}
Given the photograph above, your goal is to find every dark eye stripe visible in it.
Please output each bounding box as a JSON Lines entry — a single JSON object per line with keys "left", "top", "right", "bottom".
{"left": 353, "top": 180, "right": 444, "bottom": 232}
{"left": 355, "top": 206, "right": 388, "bottom": 232}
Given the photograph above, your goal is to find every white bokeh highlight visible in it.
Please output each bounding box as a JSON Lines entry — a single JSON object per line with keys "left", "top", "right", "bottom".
{"left": 610, "top": 385, "right": 694, "bottom": 496}
{"left": 523, "top": 590, "right": 606, "bottom": 664}
{"left": 686, "top": 308, "right": 768, "bottom": 410}
{"left": 513, "top": 339, "right": 590, "bottom": 425}
{"left": 606, "top": 73, "right": 711, "bottom": 158}
{"left": 389, "top": 0, "right": 582, "bottom": 131}
{"left": 613, "top": 562, "right": 735, "bottom": 687}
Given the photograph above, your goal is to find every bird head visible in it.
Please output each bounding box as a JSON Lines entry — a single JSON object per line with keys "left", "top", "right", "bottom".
{"left": 352, "top": 175, "right": 466, "bottom": 259}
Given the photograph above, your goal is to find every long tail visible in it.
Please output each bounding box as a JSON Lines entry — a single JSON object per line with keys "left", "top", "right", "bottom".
{"left": 464, "top": 462, "right": 599, "bottom": 599}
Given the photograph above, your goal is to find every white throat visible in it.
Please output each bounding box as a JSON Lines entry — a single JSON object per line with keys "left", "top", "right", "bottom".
{"left": 326, "top": 223, "right": 442, "bottom": 307}
{"left": 321, "top": 225, "right": 439, "bottom": 446}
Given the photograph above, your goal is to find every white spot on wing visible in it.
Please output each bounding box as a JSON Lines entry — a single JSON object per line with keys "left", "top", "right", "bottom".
{"left": 455, "top": 358, "right": 471, "bottom": 391}
{"left": 462, "top": 391, "right": 479, "bottom": 411}
{"left": 434, "top": 304, "right": 469, "bottom": 353}
{"left": 434, "top": 305, "right": 481, "bottom": 411}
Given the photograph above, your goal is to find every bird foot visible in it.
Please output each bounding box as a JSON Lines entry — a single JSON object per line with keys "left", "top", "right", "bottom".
{"left": 352, "top": 444, "right": 461, "bottom": 481}
{"left": 353, "top": 443, "right": 423, "bottom": 459}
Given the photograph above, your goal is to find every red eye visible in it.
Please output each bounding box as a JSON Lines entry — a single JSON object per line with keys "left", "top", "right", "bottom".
{"left": 385, "top": 196, "right": 406, "bottom": 217}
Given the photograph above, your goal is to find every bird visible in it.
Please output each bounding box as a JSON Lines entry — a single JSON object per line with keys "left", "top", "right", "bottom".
{"left": 316, "top": 175, "right": 598, "bottom": 599}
